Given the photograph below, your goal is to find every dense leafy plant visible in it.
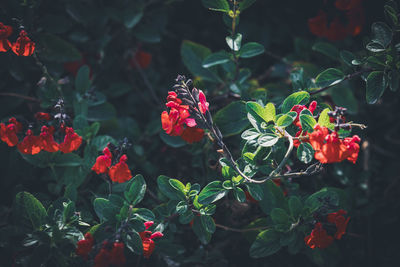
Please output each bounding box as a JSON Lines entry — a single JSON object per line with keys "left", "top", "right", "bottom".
{"left": 0, "top": 0, "right": 399, "bottom": 266}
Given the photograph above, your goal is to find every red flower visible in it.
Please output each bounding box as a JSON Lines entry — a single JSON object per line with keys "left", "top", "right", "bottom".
{"left": 198, "top": 90, "right": 209, "bottom": 114}
{"left": 308, "top": 124, "right": 360, "bottom": 164}
{"left": 38, "top": 126, "right": 59, "bottom": 152}
{"left": 291, "top": 101, "right": 317, "bottom": 128}
{"left": 139, "top": 221, "right": 163, "bottom": 259}
{"left": 109, "top": 242, "right": 126, "bottom": 266}
{"left": 308, "top": 10, "right": 328, "bottom": 37}
{"left": 335, "top": 0, "right": 362, "bottom": 11}
{"left": 92, "top": 147, "right": 112, "bottom": 174}
{"left": 304, "top": 222, "right": 334, "bottom": 249}
{"left": 130, "top": 50, "right": 152, "bottom": 69}
{"left": 108, "top": 155, "right": 132, "bottom": 183}
{"left": 34, "top": 112, "right": 52, "bottom": 121}
{"left": 325, "top": 17, "right": 348, "bottom": 41}
{"left": 17, "top": 130, "right": 41, "bottom": 155}
{"left": 94, "top": 247, "right": 111, "bottom": 267}
{"left": 63, "top": 54, "right": 88, "bottom": 76}
{"left": 76, "top": 233, "right": 94, "bottom": 260}
{"left": 12, "top": 30, "right": 35, "bottom": 56}
{"left": 180, "top": 127, "right": 204, "bottom": 144}
{"left": 0, "top": 117, "right": 22, "bottom": 147}
{"left": 245, "top": 191, "right": 258, "bottom": 204}
{"left": 0, "top": 22, "right": 12, "bottom": 52}
{"left": 327, "top": 209, "right": 350, "bottom": 239}
{"left": 59, "top": 127, "right": 82, "bottom": 153}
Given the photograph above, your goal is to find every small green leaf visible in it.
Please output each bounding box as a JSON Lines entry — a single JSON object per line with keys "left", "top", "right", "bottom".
{"left": 239, "top": 0, "right": 257, "bottom": 11}
{"left": 385, "top": 5, "right": 398, "bottom": 26}
{"left": 202, "top": 51, "right": 231, "bottom": 68}
{"left": 239, "top": 42, "right": 265, "bottom": 58}
{"left": 226, "top": 33, "right": 242, "bottom": 51}
{"left": 93, "top": 198, "right": 116, "bottom": 222}
{"left": 179, "top": 210, "right": 194, "bottom": 224}
{"left": 62, "top": 201, "right": 75, "bottom": 223}
{"left": 315, "top": 68, "right": 344, "bottom": 88}
{"left": 297, "top": 143, "right": 314, "bottom": 164}
{"left": 201, "top": 215, "right": 216, "bottom": 233}
{"left": 124, "top": 174, "right": 146, "bottom": 206}
{"left": 176, "top": 201, "right": 188, "bottom": 215}
{"left": 366, "top": 41, "right": 386, "bottom": 53}
{"left": 276, "top": 111, "right": 297, "bottom": 127}
{"left": 299, "top": 114, "right": 317, "bottom": 132}
{"left": 202, "top": 0, "right": 230, "bottom": 12}
{"left": 192, "top": 216, "right": 211, "bottom": 244}
{"left": 249, "top": 229, "right": 281, "bottom": 258}
{"left": 281, "top": 91, "right": 310, "bottom": 113}
{"left": 15, "top": 192, "right": 48, "bottom": 230}
{"left": 75, "top": 65, "right": 91, "bottom": 94}
{"left": 157, "top": 175, "right": 186, "bottom": 200}
{"left": 234, "top": 187, "right": 246, "bottom": 203}
{"left": 312, "top": 42, "right": 339, "bottom": 60}
{"left": 317, "top": 108, "right": 334, "bottom": 129}
{"left": 124, "top": 231, "right": 143, "bottom": 254}
{"left": 271, "top": 208, "right": 290, "bottom": 224}
{"left": 169, "top": 179, "right": 187, "bottom": 196}
{"left": 288, "top": 196, "right": 302, "bottom": 220}
{"left": 246, "top": 102, "right": 275, "bottom": 124}
{"left": 366, "top": 71, "right": 387, "bottom": 104}
{"left": 214, "top": 101, "right": 250, "bottom": 137}
{"left": 198, "top": 181, "right": 228, "bottom": 205}
{"left": 257, "top": 134, "right": 279, "bottom": 147}
{"left": 241, "top": 128, "right": 260, "bottom": 140}
{"left": 340, "top": 50, "right": 355, "bottom": 67}
{"left": 389, "top": 70, "right": 400, "bottom": 92}
{"left": 371, "top": 22, "right": 393, "bottom": 48}
{"left": 245, "top": 183, "right": 264, "bottom": 201}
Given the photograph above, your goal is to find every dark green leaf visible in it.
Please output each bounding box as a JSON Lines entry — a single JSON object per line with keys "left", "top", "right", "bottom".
{"left": 366, "top": 41, "right": 386, "bottom": 53}
{"left": 366, "top": 71, "right": 386, "bottom": 104}
{"left": 157, "top": 175, "right": 185, "bottom": 200}
{"left": 234, "top": 187, "right": 246, "bottom": 203}
{"left": 192, "top": 216, "right": 211, "bottom": 244}
{"left": 124, "top": 174, "right": 146, "bottom": 206}
{"left": 371, "top": 22, "right": 393, "bottom": 47}
{"left": 276, "top": 111, "right": 297, "bottom": 127}
{"left": 312, "top": 42, "right": 339, "bottom": 60}
{"left": 202, "top": 51, "right": 231, "bottom": 68}
{"left": 281, "top": 91, "right": 310, "bottom": 113}
{"left": 176, "top": 201, "right": 188, "bottom": 215}
{"left": 340, "top": 50, "right": 355, "bottom": 67}
{"left": 249, "top": 229, "right": 281, "bottom": 258}
{"left": 15, "top": 192, "right": 47, "bottom": 230}
{"left": 62, "top": 201, "right": 75, "bottom": 223}
{"left": 271, "top": 208, "right": 290, "bottom": 224}
{"left": 201, "top": 215, "right": 216, "bottom": 233}
{"left": 315, "top": 68, "right": 344, "bottom": 88}
{"left": 239, "top": 42, "right": 265, "bottom": 58}
{"left": 160, "top": 131, "right": 186, "bottom": 148}
{"left": 299, "top": 114, "right": 317, "bottom": 132}
{"left": 288, "top": 196, "right": 302, "bottom": 220}
{"left": 245, "top": 184, "right": 264, "bottom": 201}
{"left": 297, "top": 142, "right": 314, "bottom": 164}
{"left": 239, "top": 0, "right": 257, "bottom": 11}
{"left": 198, "top": 181, "right": 228, "bottom": 205}
{"left": 132, "top": 208, "right": 155, "bottom": 221}
{"left": 389, "top": 70, "right": 400, "bottom": 92}
{"left": 38, "top": 33, "right": 81, "bottom": 62}
{"left": 124, "top": 231, "right": 143, "bottom": 254}
{"left": 202, "top": 0, "right": 230, "bottom": 12}
{"left": 75, "top": 65, "right": 91, "bottom": 94}
{"left": 226, "top": 33, "right": 242, "bottom": 51}
{"left": 214, "top": 101, "right": 250, "bottom": 137}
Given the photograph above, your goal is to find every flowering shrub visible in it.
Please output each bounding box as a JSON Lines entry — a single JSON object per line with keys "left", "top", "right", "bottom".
{"left": 0, "top": 0, "right": 399, "bottom": 266}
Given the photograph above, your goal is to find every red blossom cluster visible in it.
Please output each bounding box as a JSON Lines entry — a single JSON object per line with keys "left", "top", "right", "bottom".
{"left": 305, "top": 209, "right": 350, "bottom": 249}
{"left": 92, "top": 146, "right": 133, "bottom": 183}
{"left": 308, "top": 0, "right": 365, "bottom": 41}
{"left": 139, "top": 221, "right": 164, "bottom": 259}
{"left": 292, "top": 101, "right": 317, "bottom": 148}
{"left": 75, "top": 233, "right": 126, "bottom": 267}
{"left": 0, "top": 114, "right": 82, "bottom": 155}
{"left": 161, "top": 90, "right": 207, "bottom": 144}
{"left": 0, "top": 22, "right": 35, "bottom": 56}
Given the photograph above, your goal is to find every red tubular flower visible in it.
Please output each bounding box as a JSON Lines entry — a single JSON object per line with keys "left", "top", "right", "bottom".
{"left": 304, "top": 222, "right": 334, "bottom": 249}
{"left": 335, "top": 0, "right": 362, "bottom": 11}
{"left": 12, "top": 30, "right": 35, "bottom": 56}
{"left": 59, "top": 127, "right": 82, "bottom": 153}
{"left": 325, "top": 17, "right": 348, "bottom": 41}
{"left": 0, "top": 117, "right": 22, "bottom": 147}
{"left": 198, "top": 90, "right": 209, "bottom": 114}
{"left": 291, "top": 101, "right": 317, "bottom": 128}
{"left": 308, "top": 10, "right": 328, "bottom": 37}
{"left": 109, "top": 242, "right": 126, "bottom": 266}
{"left": 38, "top": 126, "right": 59, "bottom": 152}
{"left": 139, "top": 221, "right": 163, "bottom": 259}
{"left": 17, "top": 130, "right": 41, "bottom": 155}
{"left": 34, "top": 112, "right": 52, "bottom": 121}
{"left": 108, "top": 155, "right": 132, "bottom": 183}
{"left": 341, "top": 135, "right": 361, "bottom": 164}
{"left": 92, "top": 147, "right": 112, "bottom": 174}
{"left": 130, "top": 50, "right": 152, "bottom": 69}
{"left": 327, "top": 209, "right": 350, "bottom": 239}
{"left": 94, "top": 248, "right": 111, "bottom": 267}
{"left": 180, "top": 127, "right": 204, "bottom": 144}
{"left": 75, "top": 233, "right": 94, "bottom": 260}
{"left": 0, "top": 22, "right": 12, "bottom": 52}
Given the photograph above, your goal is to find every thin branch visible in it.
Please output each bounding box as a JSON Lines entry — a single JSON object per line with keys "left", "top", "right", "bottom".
{"left": 215, "top": 223, "right": 268, "bottom": 233}
{"left": 0, "top": 92, "right": 40, "bottom": 102}
{"left": 32, "top": 52, "right": 64, "bottom": 97}
{"left": 310, "top": 69, "right": 370, "bottom": 96}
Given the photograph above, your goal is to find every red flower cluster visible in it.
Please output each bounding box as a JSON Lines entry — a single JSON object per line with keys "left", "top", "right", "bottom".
{"left": 0, "top": 23, "right": 35, "bottom": 56}
{"left": 130, "top": 49, "right": 152, "bottom": 69}
{"left": 291, "top": 101, "right": 317, "bottom": 148}
{"left": 94, "top": 241, "right": 126, "bottom": 267}
{"left": 309, "top": 124, "right": 360, "bottom": 164}
{"left": 308, "top": 0, "right": 365, "bottom": 41}
{"left": 76, "top": 233, "right": 94, "bottom": 260}
{"left": 92, "top": 147, "right": 133, "bottom": 183}
{"left": 139, "top": 221, "right": 164, "bottom": 259}
{"left": 0, "top": 115, "right": 82, "bottom": 155}
{"left": 305, "top": 209, "right": 350, "bottom": 249}
{"left": 161, "top": 91, "right": 205, "bottom": 143}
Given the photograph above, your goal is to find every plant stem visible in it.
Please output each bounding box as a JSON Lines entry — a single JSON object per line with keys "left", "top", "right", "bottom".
{"left": 215, "top": 223, "right": 268, "bottom": 232}
{"left": 0, "top": 92, "right": 40, "bottom": 102}
{"left": 33, "top": 52, "right": 64, "bottom": 98}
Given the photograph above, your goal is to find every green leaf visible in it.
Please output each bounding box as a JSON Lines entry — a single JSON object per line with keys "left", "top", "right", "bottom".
{"left": 312, "top": 42, "right": 339, "bottom": 61}
{"left": 257, "top": 134, "right": 279, "bottom": 147}
{"left": 288, "top": 196, "right": 302, "bottom": 220}
{"left": 318, "top": 108, "right": 334, "bottom": 129}
{"left": 192, "top": 216, "right": 211, "bottom": 244}
{"left": 201, "top": 215, "right": 216, "bottom": 233}
{"left": 93, "top": 198, "right": 116, "bottom": 221}
{"left": 271, "top": 208, "right": 290, "bottom": 224}
{"left": 340, "top": 50, "right": 355, "bottom": 67}
{"left": 91, "top": 135, "right": 117, "bottom": 151}
{"left": 305, "top": 188, "right": 339, "bottom": 211}
{"left": 198, "top": 181, "right": 228, "bottom": 205}
{"left": 234, "top": 187, "right": 246, "bottom": 203}
{"left": 241, "top": 128, "right": 260, "bottom": 140}
{"left": 179, "top": 210, "right": 194, "bottom": 224}
{"left": 157, "top": 175, "right": 185, "bottom": 200}
{"left": 259, "top": 180, "right": 287, "bottom": 214}
{"left": 169, "top": 179, "right": 187, "bottom": 196}
{"left": 53, "top": 153, "right": 82, "bottom": 167}
{"left": 297, "top": 142, "right": 314, "bottom": 164}
{"left": 132, "top": 208, "right": 155, "bottom": 221}
{"left": 265, "top": 102, "right": 276, "bottom": 123}
{"left": 366, "top": 71, "right": 387, "bottom": 104}
{"left": 239, "top": 0, "right": 257, "bottom": 11}
{"left": 214, "top": 101, "right": 250, "bottom": 137}
{"left": 124, "top": 231, "right": 143, "bottom": 254}
{"left": 226, "top": 33, "right": 242, "bottom": 51}
{"left": 176, "top": 201, "right": 188, "bottom": 215}
{"left": 299, "top": 114, "right": 317, "bottom": 132}
{"left": 239, "top": 42, "right": 265, "bottom": 58}
{"left": 159, "top": 131, "right": 186, "bottom": 148}
{"left": 389, "top": 70, "right": 400, "bottom": 92}
{"left": 246, "top": 102, "right": 275, "bottom": 125}
{"left": 124, "top": 174, "right": 146, "bottom": 206}
{"left": 202, "top": 0, "right": 230, "bottom": 12}
{"left": 366, "top": 41, "right": 386, "bottom": 53}
{"left": 371, "top": 22, "right": 393, "bottom": 47}
{"left": 331, "top": 85, "right": 359, "bottom": 114}
{"left": 87, "top": 103, "right": 116, "bottom": 121}
{"left": 281, "top": 91, "right": 310, "bottom": 113}
{"left": 202, "top": 51, "right": 231, "bottom": 68}
{"left": 276, "top": 111, "right": 297, "bottom": 127}
{"left": 75, "top": 65, "right": 91, "bottom": 94}
{"left": 62, "top": 201, "right": 75, "bottom": 223}
{"left": 249, "top": 229, "right": 281, "bottom": 258}
{"left": 181, "top": 40, "right": 220, "bottom": 82}
{"left": 315, "top": 68, "right": 344, "bottom": 88}
{"left": 123, "top": 8, "right": 143, "bottom": 28}
{"left": 38, "top": 33, "right": 81, "bottom": 62}
{"left": 15, "top": 192, "right": 47, "bottom": 230}
{"left": 385, "top": 5, "right": 398, "bottom": 26}
{"left": 245, "top": 184, "right": 264, "bottom": 201}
